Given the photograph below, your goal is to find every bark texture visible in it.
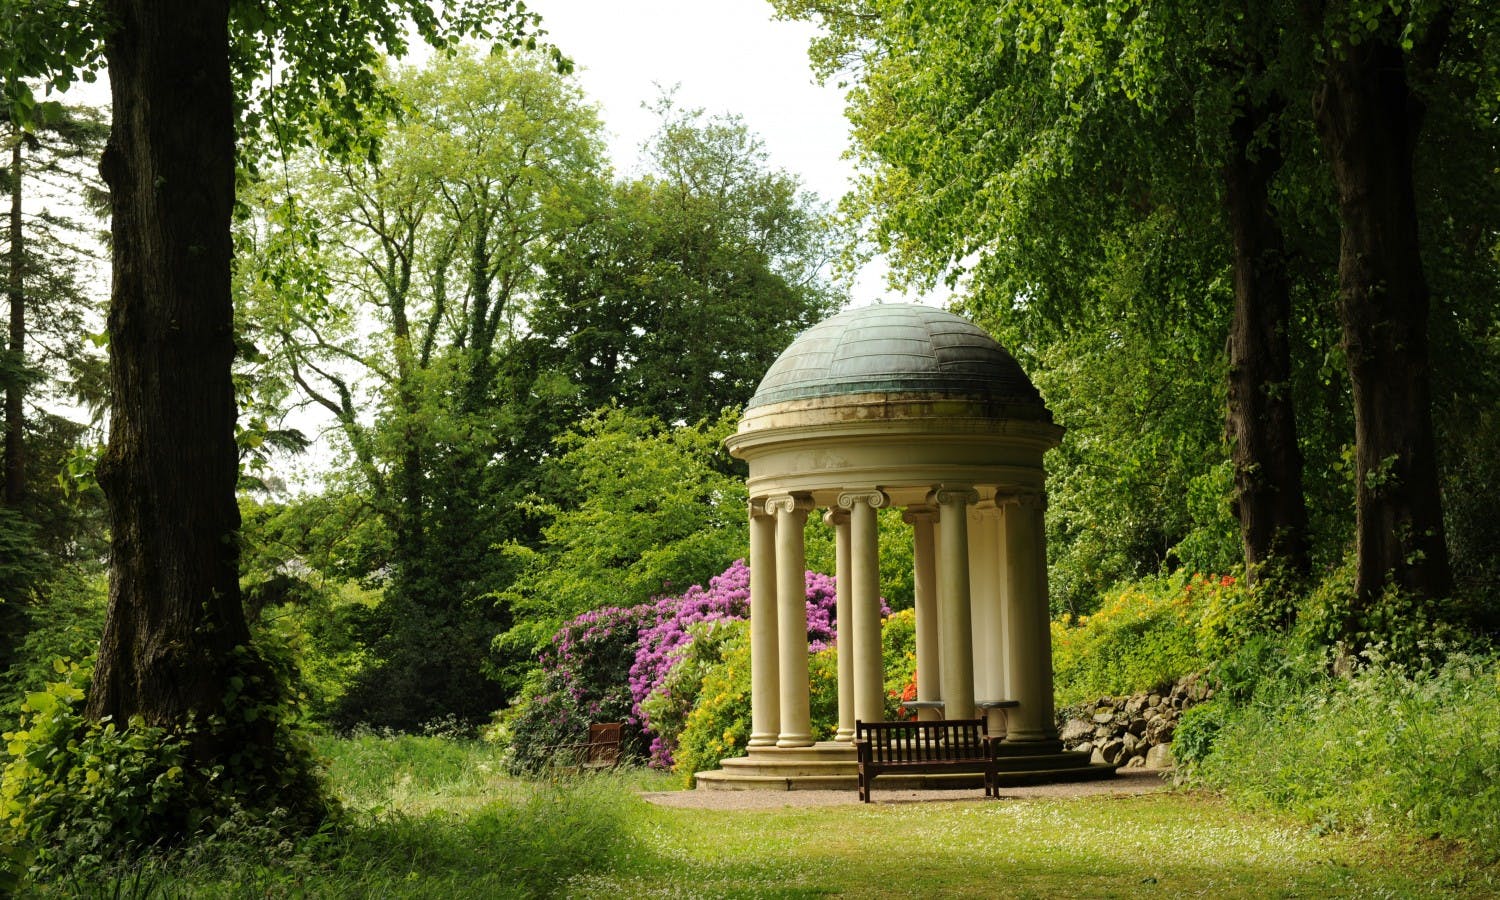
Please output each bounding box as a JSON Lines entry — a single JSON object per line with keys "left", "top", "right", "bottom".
{"left": 88, "top": 0, "right": 265, "bottom": 747}
{"left": 1311, "top": 34, "right": 1453, "bottom": 615}
{"left": 4, "top": 136, "right": 23, "bottom": 506}
{"left": 1222, "top": 97, "right": 1311, "bottom": 587}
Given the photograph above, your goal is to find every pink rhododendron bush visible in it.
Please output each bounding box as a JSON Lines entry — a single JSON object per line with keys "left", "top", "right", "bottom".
{"left": 501, "top": 560, "right": 840, "bottom": 772}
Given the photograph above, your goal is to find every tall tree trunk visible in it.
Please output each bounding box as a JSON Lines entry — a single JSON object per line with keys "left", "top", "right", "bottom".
{"left": 88, "top": 0, "right": 269, "bottom": 758}
{"left": 1311, "top": 35, "right": 1453, "bottom": 622}
{"left": 4, "top": 135, "right": 23, "bottom": 507}
{"left": 1223, "top": 97, "right": 1312, "bottom": 589}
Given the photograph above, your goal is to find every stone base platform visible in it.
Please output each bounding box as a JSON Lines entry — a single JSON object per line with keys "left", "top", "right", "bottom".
{"left": 693, "top": 740, "right": 1117, "bottom": 792}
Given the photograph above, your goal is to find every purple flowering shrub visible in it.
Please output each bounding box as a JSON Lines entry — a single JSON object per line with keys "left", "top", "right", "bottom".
{"left": 505, "top": 559, "right": 864, "bottom": 772}
{"left": 505, "top": 604, "right": 654, "bottom": 772}
{"left": 627, "top": 562, "right": 847, "bottom": 766}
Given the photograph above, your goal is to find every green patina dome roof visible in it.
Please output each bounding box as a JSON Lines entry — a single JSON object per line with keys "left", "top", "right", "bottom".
{"left": 747, "top": 303, "right": 1043, "bottom": 410}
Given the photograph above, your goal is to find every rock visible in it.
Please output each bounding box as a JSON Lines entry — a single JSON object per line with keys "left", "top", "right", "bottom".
{"left": 1074, "top": 741, "right": 1094, "bottom": 756}
{"left": 1145, "top": 742, "right": 1176, "bottom": 769}
{"left": 1148, "top": 693, "right": 1163, "bottom": 707}
{"left": 1127, "top": 717, "right": 1148, "bottom": 737}
{"left": 1094, "top": 724, "right": 1114, "bottom": 741}
{"left": 1124, "top": 755, "right": 1147, "bottom": 768}
{"left": 1090, "top": 746, "right": 1107, "bottom": 765}
{"left": 1146, "top": 719, "right": 1176, "bottom": 744}
{"left": 1099, "top": 738, "right": 1126, "bottom": 766}
{"left": 1124, "top": 696, "right": 1147, "bottom": 715}
{"left": 1092, "top": 707, "right": 1116, "bottom": 724}
{"left": 1121, "top": 732, "right": 1140, "bottom": 757}
{"left": 1060, "top": 718, "right": 1095, "bottom": 743}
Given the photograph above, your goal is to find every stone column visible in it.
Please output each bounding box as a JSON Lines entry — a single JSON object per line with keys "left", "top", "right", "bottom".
{"left": 903, "top": 507, "right": 941, "bottom": 721}
{"left": 825, "top": 507, "right": 854, "bottom": 742}
{"left": 839, "top": 489, "right": 888, "bottom": 726}
{"left": 932, "top": 486, "right": 979, "bottom": 721}
{"left": 767, "top": 493, "right": 814, "bottom": 748}
{"left": 748, "top": 498, "right": 780, "bottom": 748}
{"left": 1001, "top": 493, "right": 1058, "bottom": 742}
{"left": 968, "top": 501, "right": 1007, "bottom": 733}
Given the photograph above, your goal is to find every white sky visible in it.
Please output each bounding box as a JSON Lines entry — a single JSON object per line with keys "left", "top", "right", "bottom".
{"left": 535, "top": 1, "right": 848, "bottom": 196}
{"left": 530, "top": 0, "right": 929, "bottom": 306}
{"left": 60, "top": 0, "right": 939, "bottom": 305}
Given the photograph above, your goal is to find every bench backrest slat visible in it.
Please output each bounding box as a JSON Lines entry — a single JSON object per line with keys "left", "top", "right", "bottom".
{"left": 856, "top": 718, "right": 989, "bottom": 764}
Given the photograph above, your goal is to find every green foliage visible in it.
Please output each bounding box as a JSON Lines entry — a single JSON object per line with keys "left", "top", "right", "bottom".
{"left": 1051, "top": 572, "right": 1234, "bottom": 706}
{"left": 881, "top": 608, "right": 918, "bottom": 716}
{"left": 638, "top": 620, "right": 737, "bottom": 770}
{"left": 495, "top": 408, "right": 747, "bottom": 668}
{"left": 1, "top": 650, "right": 333, "bottom": 884}
{"left": 804, "top": 507, "right": 917, "bottom": 611}
{"left": 520, "top": 96, "right": 843, "bottom": 432}
{"left": 0, "top": 570, "right": 104, "bottom": 730}
{"left": 1171, "top": 700, "right": 1225, "bottom": 766}
{"left": 1193, "top": 645, "right": 1500, "bottom": 854}
{"left": 661, "top": 625, "right": 748, "bottom": 782}
{"left": 1296, "top": 554, "right": 1474, "bottom": 666}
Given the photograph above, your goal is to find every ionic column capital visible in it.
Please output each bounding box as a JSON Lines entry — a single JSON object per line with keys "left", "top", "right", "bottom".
{"left": 929, "top": 485, "right": 979, "bottom": 507}
{"left": 764, "top": 493, "right": 815, "bottom": 517}
{"left": 902, "top": 505, "right": 938, "bottom": 525}
{"left": 823, "top": 507, "right": 849, "bottom": 527}
{"left": 749, "top": 497, "right": 772, "bottom": 519}
{"left": 837, "top": 489, "right": 889, "bottom": 511}
{"left": 994, "top": 491, "right": 1047, "bottom": 511}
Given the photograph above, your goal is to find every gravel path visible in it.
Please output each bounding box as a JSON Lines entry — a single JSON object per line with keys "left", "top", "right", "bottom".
{"left": 639, "top": 766, "right": 1174, "bottom": 810}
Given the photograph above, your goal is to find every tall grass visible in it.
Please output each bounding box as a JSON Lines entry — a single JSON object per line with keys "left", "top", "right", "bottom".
{"left": 1191, "top": 645, "right": 1500, "bottom": 855}
{"left": 19, "top": 732, "right": 1497, "bottom": 897}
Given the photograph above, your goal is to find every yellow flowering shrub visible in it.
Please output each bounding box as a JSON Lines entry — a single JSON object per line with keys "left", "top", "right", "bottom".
{"left": 1052, "top": 572, "right": 1239, "bottom": 706}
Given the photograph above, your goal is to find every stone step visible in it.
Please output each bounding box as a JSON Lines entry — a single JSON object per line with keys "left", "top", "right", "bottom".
{"left": 736, "top": 743, "right": 857, "bottom": 763}
{"left": 693, "top": 759, "right": 1117, "bottom": 792}
{"left": 719, "top": 756, "right": 858, "bottom": 778}
{"left": 694, "top": 771, "right": 857, "bottom": 791}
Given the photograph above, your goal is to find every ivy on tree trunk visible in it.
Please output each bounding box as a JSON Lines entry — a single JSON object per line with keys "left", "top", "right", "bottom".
{"left": 1222, "top": 95, "right": 1312, "bottom": 590}
{"left": 1311, "top": 25, "right": 1453, "bottom": 623}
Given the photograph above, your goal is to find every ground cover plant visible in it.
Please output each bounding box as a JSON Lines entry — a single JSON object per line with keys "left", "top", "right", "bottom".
{"left": 18, "top": 733, "right": 1494, "bottom": 898}
{"left": 1181, "top": 642, "right": 1500, "bottom": 855}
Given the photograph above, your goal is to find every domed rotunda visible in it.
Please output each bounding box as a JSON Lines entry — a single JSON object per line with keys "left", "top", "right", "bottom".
{"left": 696, "top": 303, "right": 1107, "bottom": 790}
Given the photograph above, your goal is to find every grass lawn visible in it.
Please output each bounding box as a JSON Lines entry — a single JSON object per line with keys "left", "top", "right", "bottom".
{"left": 62, "top": 734, "right": 1498, "bottom": 898}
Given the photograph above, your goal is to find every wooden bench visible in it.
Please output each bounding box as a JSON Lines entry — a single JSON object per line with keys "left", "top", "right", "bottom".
{"left": 854, "top": 718, "right": 998, "bottom": 802}
{"left": 548, "top": 722, "right": 623, "bottom": 771}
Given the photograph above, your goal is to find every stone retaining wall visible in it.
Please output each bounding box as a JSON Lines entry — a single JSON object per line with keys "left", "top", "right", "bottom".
{"left": 1054, "top": 672, "right": 1212, "bottom": 769}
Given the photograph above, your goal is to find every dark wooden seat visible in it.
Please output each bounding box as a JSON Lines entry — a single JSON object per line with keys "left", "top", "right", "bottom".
{"left": 585, "top": 722, "right": 622, "bottom": 769}
{"left": 854, "top": 718, "right": 998, "bottom": 802}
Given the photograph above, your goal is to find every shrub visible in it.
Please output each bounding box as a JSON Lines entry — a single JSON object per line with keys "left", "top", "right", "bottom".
{"left": 0, "top": 657, "right": 330, "bottom": 885}
{"left": 1193, "top": 645, "right": 1500, "bottom": 854}
{"left": 1051, "top": 571, "right": 1229, "bottom": 706}
{"left": 881, "top": 609, "right": 918, "bottom": 720}
{"left": 637, "top": 620, "right": 738, "bottom": 768}
{"left": 670, "top": 623, "right": 842, "bottom": 784}
{"left": 0, "top": 571, "right": 106, "bottom": 731}
{"left": 670, "top": 620, "right": 753, "bottom": 782}
{"left": 628, "top": 560, "right": 754, "bottom": 739}
{"left": 1171, "top": 700, "right": 1224, "bottom": 765}
{"left": 503, "top": 604, "right": 652, "bottom": 773}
